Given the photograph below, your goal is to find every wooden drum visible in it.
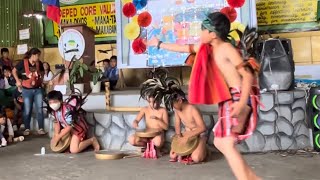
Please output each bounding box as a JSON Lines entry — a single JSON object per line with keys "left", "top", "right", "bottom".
{"left": 95, "top": 150, "right": 126, "bottom": 160}
{"left": 171, "top": 135, "right": 199, "bottom": 156}
{"left": 135, "top": 128, "right": 161, "bottom": 138}
{"left": 50, "top": 133, "right": 72, "bottom": 153}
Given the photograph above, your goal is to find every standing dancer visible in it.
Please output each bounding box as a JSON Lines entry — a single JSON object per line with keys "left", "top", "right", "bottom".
{"left": 147, "top": 12, "right": 261, "bottom": 180}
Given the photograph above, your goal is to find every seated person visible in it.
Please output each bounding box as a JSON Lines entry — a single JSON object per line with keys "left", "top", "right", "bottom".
{"left": 0, "top": 48, "right": 13, "bottom": 70}
{"left": 169, "top": 88, "right": 207, "bottom": 164}
{"left": 0, "top": 108, "right": 24, "bottom": 147}
{"left": 47, "top": 90, "right": 100, "bottom": 153}
{"left": 3, "top": 66, "right": 16, "bottom": 96}
{"left": 0, "top": 73, "right": 14, "bottom": 108}
{"left": 100, "top": 59, "right": 110, "bottom": 91}
{"left": 12, "top": 87, "right": 24, "bottom": 131}
{"left": 103, "top": 56, "right": 118, "bottom": 90}
{"left": 129, "top": 93, "right": 169, "bottom": 156}
{"left": 102, "top": 59, "right": 110, "bottom": 72}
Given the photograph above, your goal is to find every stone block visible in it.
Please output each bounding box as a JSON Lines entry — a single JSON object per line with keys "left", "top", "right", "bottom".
{"left": 257, "top": 121, "right": 275, "bottom": 135}
{"left": 203, "top": 115, "right": 214, "bottom": 130}
{"left": 85, "top": 113, "right": 95, "bottom": 126}
{"left": 95, "top": 113, "right": 112, "bottom": 129}
{"left": 293, "top": 121, "right": 309, "bottom": 137}
{"left": 278, "top": 133, "right": 294, "bottom": 150}
{"left": 100, "top": 131, "right": 112, "bottom": 149}
{"left": 275, "top": 105, "right": 292, "bottom": 122}
{"left": 258, "top": 110, "right": 278, "bottom": 122}
{"left": 112, "top": 114, "right": 125, "bottom": 129}
{"left": 259, "top": 93, "right": 274, "bottom": 112}
{"left": 276, "top": 91, "right": 294, "bottom": 104}
{"left": 208, "top": 132, "right": 214, "bottom": 145}
{"left": 292, "top": 108, "right": 305, "bottom": 125}
{"left": 294, "top": 90, "right": 306, "bottom": 99}
{"left": 295, "top": 134, "right": 311, "bottom": 148}
{"left": 292, "top": 98, "right": 307, "bottom": 112}
{"left": 95, "top": 124, "right": 105, "bottom": 137}
{"left": 245, "top": 131, "right": 266, "bottom": 152}
{"left": 236, "top": 142, "right": 250, "bottom": 153}
{"left": 109, "top": 134, "right": 126, "bottom": 150}
{"left": 109, "top": 123, "right": 127, "bottom": 136}
{"left": 127, "top": 129, "right": 136, "bottom": 139}
{"left": 263, "top": 135, "right": 281, "bottom": 151}
{"left": 123, "top": 114, "right": 138, "bottom": 128}
{"left": 276, "top": 117, "right": 294, "bottom": 136}
{"left": 196, "top": 104, "right": 218, "bottom": 113}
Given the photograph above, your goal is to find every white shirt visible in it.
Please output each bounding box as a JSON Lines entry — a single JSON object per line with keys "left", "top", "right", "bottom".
{"left": 43, "top": 71, "right": 53, "bottom": 82}
{"left": 4, "top": 77, "right": 11, "bottom": 89}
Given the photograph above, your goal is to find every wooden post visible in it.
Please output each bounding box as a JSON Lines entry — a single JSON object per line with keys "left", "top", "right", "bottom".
{"left": 105, "top": 82, "right": 111, "bottom": 111}
{"left": 115, "top": 69, "right": 126, "bottom": 89}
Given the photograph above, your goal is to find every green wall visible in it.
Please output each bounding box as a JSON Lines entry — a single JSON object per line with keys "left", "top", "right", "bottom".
{"left": 0, "top": 0, "right": 43, "bottom": 47}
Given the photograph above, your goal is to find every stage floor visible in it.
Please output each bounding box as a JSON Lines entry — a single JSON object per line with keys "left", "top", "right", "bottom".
{"left": 0, "top": 136, "right": 319, "bottom": 180}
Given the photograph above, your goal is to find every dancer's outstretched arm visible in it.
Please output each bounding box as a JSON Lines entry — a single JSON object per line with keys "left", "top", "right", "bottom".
{"left": 147, "top": 37, "right": 199, "bottom": 53}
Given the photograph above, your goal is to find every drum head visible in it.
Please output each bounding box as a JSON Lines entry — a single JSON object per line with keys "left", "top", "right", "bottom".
{"left": 50, "top": 133, "right": 72, "bottom": 153}
{"left": 171, "top": 136, "right": 199, "bottom": 156}
{"left": 95, "top": 150, "right": 127, "bottom": 160}
{"left": 135, "top": 128, "right": 161, "bottom": 138}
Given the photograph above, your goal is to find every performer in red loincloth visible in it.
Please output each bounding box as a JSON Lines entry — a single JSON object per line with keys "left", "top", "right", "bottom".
{"left": 147, "top": 12, "right": 261, "bottom": 180}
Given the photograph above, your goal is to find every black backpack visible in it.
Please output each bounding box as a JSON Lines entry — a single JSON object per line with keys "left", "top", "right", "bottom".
{"left": 255, "top": 33, "right": 295, "bottom": 91}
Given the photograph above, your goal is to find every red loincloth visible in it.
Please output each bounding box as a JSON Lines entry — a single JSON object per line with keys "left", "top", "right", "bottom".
{"left": 213, "top": 86, "right": 260, "bottom": 141}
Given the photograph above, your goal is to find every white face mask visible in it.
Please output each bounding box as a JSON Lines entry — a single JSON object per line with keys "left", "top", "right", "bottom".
{"left": 49, "top": 103, "right": 61, "bottom": 111}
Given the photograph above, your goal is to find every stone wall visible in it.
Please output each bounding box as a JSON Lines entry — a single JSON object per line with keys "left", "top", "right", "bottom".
{"left": 38, "top": 90, "right": 311, "bottom": 152}
{"left": 91, "top": 112, "right": 216, "bottom": 150}
{"left": 237, "top": 90, "right": 311, "bottom": 152}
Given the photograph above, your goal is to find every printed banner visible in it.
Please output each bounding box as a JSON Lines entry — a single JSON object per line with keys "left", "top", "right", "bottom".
{"left": 53, "top": 2, "right": 116, "bottom": 38}
{"left": 257, "top": 0, "right": 317, "bottom": 25}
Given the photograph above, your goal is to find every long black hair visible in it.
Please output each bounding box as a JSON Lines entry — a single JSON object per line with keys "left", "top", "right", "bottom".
{"left": 43, "top": 62, "right": 52, "bottom": 76}
{"left": 206, "top": 12, "right": 231, "bottom": 41}
{"left": 24, "top": 48, "right": 41, "bottom": 59}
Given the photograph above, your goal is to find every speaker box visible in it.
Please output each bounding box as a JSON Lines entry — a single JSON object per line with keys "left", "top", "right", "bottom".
{"left": 307, "top": 87, "right": 320, "bottom": 151}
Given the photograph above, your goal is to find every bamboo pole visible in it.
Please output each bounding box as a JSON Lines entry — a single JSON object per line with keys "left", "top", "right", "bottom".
{"left": 105, "top": 82, "right": 111, "bottom": 111}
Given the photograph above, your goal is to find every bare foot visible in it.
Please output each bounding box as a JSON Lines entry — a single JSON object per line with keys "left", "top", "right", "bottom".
{"left": 92, "top": 137, "right": 100, "bottom": 152}
{"left": 248, "top": 169, "right": 262, "bottom": 180}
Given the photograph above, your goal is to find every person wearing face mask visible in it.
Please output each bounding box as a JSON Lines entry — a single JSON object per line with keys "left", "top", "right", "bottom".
{"left": 12, "top": 48, "right": 46, "bottom": 136}
{"left": 47, "top": 90, "right": 100, "bottom": 154}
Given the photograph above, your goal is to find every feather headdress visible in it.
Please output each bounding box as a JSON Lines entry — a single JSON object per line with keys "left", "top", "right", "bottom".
{"left": 233, "top": 26, "right": 260, "bottom": 74}
{"left": 163, "top": 83, "right": 187, "bottom": 111}
{"left": 140, "top": 68, "right": 181, "bottom": 110}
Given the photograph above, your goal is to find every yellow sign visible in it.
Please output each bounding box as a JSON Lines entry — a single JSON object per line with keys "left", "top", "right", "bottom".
{"left": 256, "top": 0, "right": 317, "bottom": 25}
{"left": 53, "top": 2, "right": 116, "bottom": 38}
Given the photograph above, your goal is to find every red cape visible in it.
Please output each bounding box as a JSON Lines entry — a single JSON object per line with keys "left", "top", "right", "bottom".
{"left": 188, "top": 44, "right": 231, "bottom": 104}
